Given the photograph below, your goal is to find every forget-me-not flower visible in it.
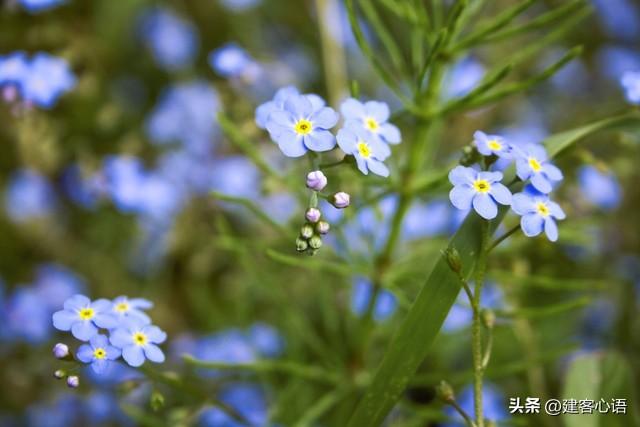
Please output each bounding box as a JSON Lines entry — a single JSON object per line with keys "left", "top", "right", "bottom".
{"left": 337, "top": 125, "right": 390, "bottom": 177}
{"left": 208, "top": 43, "right": 260, "bottom": 80}
{"left": 513, "top": 143, "right": 563, "bottom": 193}
{"left": 110, "top": 296, "right": 153, "bottom": 324}
{"left": 265, "top": 94, "right": 338, "bottom": 157}
{"left": 4, "top": 169, "right": 57, "bottom": 223}
{"left": 621, "top": 70, "right": 640, "bottom": 104}
{"left": 449, "top": 166, "right": 512, "bottom": 220}
{"left": 77, "top": 334, "right": 121, "bottom": 374}
{"left": 473, "top": 130, "right": 511, "bottom": 159}
{"left": 21, "top": 53, "right": 76, "bottom": 108}
{"left": 512, "top": 185, "right": 566, "bottom": 242}
{"left": 53, "top": 295, "right": 118, "bottom": 341}
{"left": 340, "top": 98, "right": 401, "bottom": 145}
{"left": 109, "top": 318, "right": 166, "bottom": 367}
{"left": 256, "top": 86, "right": 325, "bottom": 130}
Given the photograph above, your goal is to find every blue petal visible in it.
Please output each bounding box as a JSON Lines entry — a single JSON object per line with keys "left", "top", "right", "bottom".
{"left": 530, "top": 173, "right": 552, "bottom": 193}
{"left": 276, "top": 131, "right": 307, "bottom": 157}
{"left": 142, "top": 325, "right": 167, "bottom": 344}
{"left": 364, "top": 101, "right": 390, "bottom": 122}
{"left": 144, "top": 344, "right": 165, "bottom": 363}
{"left": 544, "top": 218, "right": 559, "bottom": 241}
{"left": 547, "top": 201, "right": 566, "bottom": 219}
{"left": 52, "top": 309, "right": 77, "bottom": 331}
{"left": 449, "top": 165, "right": 476, "bottom": 186}
{"left": 91, "top": 359, "right": 109, "bottom": 374}
{"left": 71, "top": 321, "right": 98, "bottom": 341}
{"left": 472, "top": 193, "right": 498, "bottom": 219}
{"left": 122, "top": 345, "right": 145, "bottom": 367}
{"left": 255, "top": 100, "right": 276, "bottom": 129}
{"left": 284, "top": 94, "right": 312, "bottom": 117}
{"left": 526, "top": 143, "right": 548, "bottom": 161}
{"left": 355, "top": 156, "right": 369, "bottom": 175}
{"left": 515, "top": 158, "right": 532, "bottom": 180}
{"left": 542, "top": 162, "right": 563, "bottom": 181}
{"left": 369, "top": 137, "right": 391, "bottom": 160}
{"left": 511, "top": 193, "right": 535, "bottom": 215}
{"left": 63, "top": 294, "right": 90, "bottom": 311}
{"left": 91, "top": 298, "right": 112, "bottom": 313}
{"left": 367, "top": 159, "right": 390, "bottom": 177}
{"left": 478, "top": 170, "right": 503, "bottom": 183}
{"left": 309, "top": 107, "right": 338, "bottom": 129}
{"left": 94, "top": 313, "right": 118, "bottom": 329}
{"left": 305, "top": 94, "right": 325, "bottom": 110}
{"left": 106, "top": 345, "right": 122, "bottom": 360}
{"left": 521, "top": 213, "right": 544, "bottom": 237}
{"left": 109, "top": 328, "right": 133, "bottom": 348}
{"left": 303, "top": 130, "right": 336, "bottom": 152}
{"left": 340, "top": 98, "right": 365, "bottom": 120}
{"left": 336, "top": 127, "right": 357, "bottom": 153}
{"left": 129, "top": 298, "right": 153, "bottom": 310}
{"left": 90, "top": 334, "right": 110, "bottom": 348}
{"left": 449, "top": 185, "right": 475, "bottom": 210}
{"left": 76, "top": 344, "right": 95, "bottom": 363}
{"left": 488, "top": 183, "right": 511, "bottom": 205}
{"left": 379, "top": 123, "right": 401, "bottom": 144}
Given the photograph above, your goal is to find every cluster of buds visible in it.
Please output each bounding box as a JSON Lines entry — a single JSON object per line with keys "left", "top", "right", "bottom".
{"left": 52, "top": 343, "right": 80, "bottom": 388}
{"left": 297, "top": 171, "right": 350, "bottom": 255}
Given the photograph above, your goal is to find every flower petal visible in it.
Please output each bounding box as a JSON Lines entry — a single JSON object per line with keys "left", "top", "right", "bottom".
{"left": 129, "top": 298, "right": 153, "bottom": 310}
{"left": 355, "top": 155, "right": 369, "bottom": 175}
{"left": 364, "top": 101, "right": 390, "bottom": 122}
{"left": 472, "top": 193, "right": 498, "bottom": 219}
{"left": 367, "top": 159, "right": 390, "bottom": 177}
{"left": 543, "top": 162, "right": 563, "bottom": 181}
{"left": 143, "top": 344, "right": 165, "bottom": 363}
{"left": 122, "top": 345, "right": 145, "bottom": 367}
{"left": 309, "top": 107, "right": 338, "bottom": 129}
{"left": 52, "top": 310, "right": 77, "bottom": 331}
{"left": 106, "top": 345, "right": 122, "bottom": 360}
{"left": 276, "top": 130, "right": 307, "bottom": 157}
{"left": 71, "top": 320, "right": 98, "bottom": 341}
{"left": 336, "top": 128, "right": 357, "bottom": 153}
{"left": 143, "top": 325, "right": 167, "bottom": 344}
{"left": 63, "top": 294, "right": 90, "bottom": 311}
{"left": 511, "top": 193, "right": 535, "bottom": 215}
{"left": 448, "top": 165, "right": 476, "bottom": 186}
{"left": 303, "top": 130, "right": 336, "bottom": 152}
{"left": 340, "top": 98, "right": 365, "bottom": 120}
{"left": 547, "top": 201, "right": 566, "bottom": 219}
{"left": 530, "top": 173, "right": 552, "bottom": 193}
{"left": 109, "top": 328, "right": 133, "bottom": 348}
{"left": 91, "top": 359, "right": 109, "bottom": 374}
{"left": 379, "top": 123, "right": 401, "bottom": 144}
{"left": 305, "top": 94, "right": 325, "bottom": 110}
{"left": 76, "top": 344, "right": 95, "bottom": 363}
{"left": 90, "top": 334, "right": 110, "bottom": 348}
{"left": 544, "top": 218, "right": 559, "bottom": 241}
{"left": 90, "top": 298, "right": 112, "bottom": 312}
{"left": 489, "top": 183, "right": 512, "bottom": 205}
{"left": 94, "top": 313, "right": 118, "bottom": 329}
{"left": 284, "top": 94, "right": 313, "bottom": 117}
{"left": 521, "top": 213, "right": 544, "bottom": 237}
{"left": 449, "top": 185, "right": 475, "bottom": 210}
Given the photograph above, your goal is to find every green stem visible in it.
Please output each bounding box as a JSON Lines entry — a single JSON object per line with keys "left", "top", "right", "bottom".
{"left": 315, "top": 0, "right": 347, "bottom": 106}
{"left": 488, "top": 224, "right": 520, "bottom": 252}
{"left": 450, "top": 400, "right": 478, "bottom": 427}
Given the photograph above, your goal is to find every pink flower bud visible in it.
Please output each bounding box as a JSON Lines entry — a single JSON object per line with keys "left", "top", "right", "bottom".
{"left": 331, "top": 192, "right": 350, "bottom": 209}
{"left": 306, "top": 170, "right": 327, "bottom": 191}
{"left": 305, "top": 208, "right": 321, "bottom": 223}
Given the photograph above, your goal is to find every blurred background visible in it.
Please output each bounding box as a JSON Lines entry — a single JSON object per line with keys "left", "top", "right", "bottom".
{"left": 0, "top": 0, "right": 639, "bottom": 426}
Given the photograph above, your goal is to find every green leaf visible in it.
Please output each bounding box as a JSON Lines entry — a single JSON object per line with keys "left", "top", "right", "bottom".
{"left": 345, "top": 112, "right": 640, "bottom": 427}
{"left": 562, "top": 352, "right": 640, "bottom": 427}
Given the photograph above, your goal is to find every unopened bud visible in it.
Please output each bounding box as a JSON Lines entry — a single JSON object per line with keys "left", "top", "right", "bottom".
{"left": 435, "top": 380, "right": 455, "bottom": 403}
{"left": 300, "top": 224, "right": 314, "bottom": 239}
{"left": 316, "top": 221, "right": 330, "bottom": 234}
{"left": 481, "top": 309, "right": 496, "bottom": 329}
{"left": 443, "top": 247, "right": 462, "bottom": 275}
{"left": 150, "top": 391, "right": 165, "bottom": 411}
{"left": 306, "top": 170, "right": 327, "bottom": 191}
{"left": 53, "top": 343, "right": 70, "bottom": 359}
{"left": 331, "top": 192, "right": 350, "bottom": 209}
{"left": 296, "top": 237, "right": 308, "bottom": 252}
{"left": 305, "top": 208, "right": 321, "bottom": 223}
{"left": 66, "top": 375, "right": 80, "bottom": 388}
{"left": 53, "top": 369, "right": 66, "bottom": 379}
{"left": 308, "top": 235, "right": 323, "bottom": 249}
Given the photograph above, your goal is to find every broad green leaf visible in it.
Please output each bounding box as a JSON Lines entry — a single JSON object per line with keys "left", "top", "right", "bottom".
{"left": 346, "top": 112, "right": 640, "bottom": 427}
{"left": 562, "top": 352, "right": 639, "bottom": 427}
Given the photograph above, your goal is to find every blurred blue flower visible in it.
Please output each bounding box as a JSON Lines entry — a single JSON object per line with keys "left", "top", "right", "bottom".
{"left": 210, "top": 155, "right": 260, "bottom": 199}
{"left": 26, "top": 394, "right": 81, "bottom": 427}
{"left": 597, "top": 45, "right": 640, "bottom": 81}
{"left": 402, "top": 199, "right": 452, "bottom": 240}
{"left": 443, "top": 282, "right": 504, "bottom": 333}
{"left": 20, "top": 53, "right": 76, "bottom": 108}
{"left": 209, "top": 43, "right": 260, "bottom": 80}
{"left": 4, "top": 169, "right": 56, "bottom": 222}
{"left": 473, "top": 130, "right": 511, "bottom": 159}
{"left": 61, "top": 164, "right": 107, "bottom": 209}
{"left": 337, "top": 125, "right": 391, "bottom": 177}
{"left": 261, "top": 192, "right": 298, "bottom": 225}
{"left": 340, "top": 98, "right": 401, "bottom": 146}
{"left": 18, "top": 0, "right": 66, "bottom": 13}
{"left": 577, "top": 165, "right": 622, "bottom": 210}
{"left": 83, "top": 391, "right": 129, "bottom": 425}
{"left": 265, "top": 94, "right": 338, "bottom": 157}
{"left": 443, "top": 383, "right": 509, "bottom": 426}
{"left": 247, "top": 322, "right": 285, "bottom": 358}
{"left": 512, "top": 185, "right": 566, "bottom": 242}
{"left": 192, "top": 329, "right": 257, "bottom": 366}
{"left": 110, "top": 317, "right": 167, "bottom": 367}
{"left": 442, "top": 56, "right": 485, "bottom": 100}
{"left": 592, "top": 0, "right": 640, "bottom": 42}
{"left": 255, "top": 85, "right": 301, "bottom": 129}
{"left": 111, "top": 296, "right": 153, "bottom": 324}
{"left": 146, "top": 81, "right": 219, "bottom": 154}
{"left": 77, "top": 334, "right": 122, "bottom": 374}
{"left": 139, "top": 8, "right": 199, "bottom": 71}
{"left": 351, "top": 277, "right": 397, "bottom": 322}
{"left": 53, "top": 294, "right": 118, "bottom": 341}
{"left": 0, "top": 52, "right": 28, "bottom": 88}
{"left": 4, "top": 287, "right": 51, "bottom": 343}
{"left": 449, "top": 166, "right": 512, "bottom": 220}
{"left": 33, "top": 263, "right": 86, "bottom": 310}
{"left": 200, "top": 383, "right": 268, "bottom": 427}
{"left": 513, "top": 143, "right": 563, "bottom": 194}
{"left": 219, "top": 0, "right": 262, "bottom": 12}
{"left": 621, "top": 70, "right": 640, "bottom": 104}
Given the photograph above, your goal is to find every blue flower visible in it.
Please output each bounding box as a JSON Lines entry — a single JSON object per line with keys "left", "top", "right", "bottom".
{"left": 513, "top": 144, "right": 563, "bottom": 193}
{"left": 109, "top": 318, "right": 166, "bottom": 367}
{"left": 621, "top": 70, "right": 640, "bottom": 104}
{"left": 21, "top": 53, "right": 76, "bottom": 108}
{"left": 18, "top": 0, "right": 66, "bottom": 13}
{"left": 511, "top": 185, "right": 566, "bottom": 242}
{"left": 473, "top": 130, "right": 511, "bottom": 159}
{"left": 448, "top": 166, "right": 512, "bottom": 220}
{"left": 139, "top": 8, "right": 199, "bottom": 71}
{"left": 402, "top": 199, "right": 453, "bottom": 240}
{"left": 76, "top": 334, "right": 122, "bottom": 374}
{"left": 578, "top": 165, "right": 622, "bottom": 210}
{"left": 0, "top": 52, "right": 28, "bottom": 88}
{"left": 200, "top": 384, "right": 268, "bottom": 427}
{"left": 592, "top": 0, "right": 640, "bottom": 42}
{"left": 111, "top": 296, "right": 153, "bottom": 324}
{"left": 4, "top": 287, "right": 51, "bottom": 344}
{"left": 265, "top": 94, "right": 338, "bottom": 157}
{"left": 337, "top": 125, "right": 391, "bottom": 177}
{"left": 340, "top": 98, "right": 401, "bottom": 145}
{"left": 255, "top": 85, "right": 301, "bottom": 129}
{"left": 351, "top": 277, "right": 397, "bottom": 322}
{"left": 4, "top": 169, "right": 56, "bottom": 223}
{"left": 442, "top": 56, "right": 485, "bottom": 100}
{"left": 53, "top": 295, "right": 118, "bottom": 341}
{"left": 209, "top": 43, "right": 260, "bottom": 80}
{"left": 247, "top": 323, "right": 285, "bottom": 358}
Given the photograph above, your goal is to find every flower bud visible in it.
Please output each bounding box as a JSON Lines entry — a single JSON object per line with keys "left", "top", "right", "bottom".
{"left": 308, "top": 235, "right": 323, "bottom": 249}
{"left": 150, "top": 390, "right": 165, "bottom": 411}
{"left": 53, "top": 369, "right": 66, "bottom": 379}
{"left": 306, "top": 170, "right": 327, "bottom": 191}
{"left": 305, "top": 208, "right": 321, "bottom": 223}
{"left": 443, "top": 247, "right": 462, "bottom": 275}
{"left": 316, "top": 221, "right": 330, "bottom": 235}
{"left": 296, "top": 237, "right": 308, "bottom": 252}
{"left": 66, "top": 375, "right": 80, "bottom": 388}
{"left": 435, "top": 380, "right": 455, "bottom": 403}
{"left": 300, "top": 224, "right": 314, "bottom": 239}
{"left": 53, "top": 343, "right": 70, "bottom": 359}
{"left": 331, "top": 192, "right": 350, "bottom": 209}
{"left": 481, "top": 309, "right": 496, "bottom": 329}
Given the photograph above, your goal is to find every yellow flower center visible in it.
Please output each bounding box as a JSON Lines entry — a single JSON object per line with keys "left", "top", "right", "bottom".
{"left": 364, "top": 117, "right": 379, "bottom": 131}
{"left": 93, "top": 348, "right": 107, "bottom": 359}
{"left": 79, "top": 308, "right": 95, "bottom": 320}
{"left": 133, "top": 332, "right": 148, "bottom": 346}
{"left": 115, "top": 302, "right": 129, "bottom": 313}
{"left": 536, "top": 202, "right": 550, "bottom": 217}
{"left": 294, "top": 119, "right": 313, "bottom": 135}
{"left": 473, "top": 179, "right": 491, "bottom": 193}
{"left": 528, "top": 157, "right": 542, "bottom": 172}
{"left": 357, "top": 141, "right": 372, "bottom": 158}
{"left": 488, "top": 140, "right": 502, "bottom": 151}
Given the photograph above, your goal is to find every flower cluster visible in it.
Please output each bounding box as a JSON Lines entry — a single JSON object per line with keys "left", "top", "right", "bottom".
{"left": 256, "top": 87, "right": 401, "bottom": 178}
{"left": 0, "top": 52, "right": 76, "bottom": 109}
{"left": 449, "top": 130, "right": 566, "bottom": 242}
{"left": 52, "top": 294, "right": 166, "bottom": 386}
